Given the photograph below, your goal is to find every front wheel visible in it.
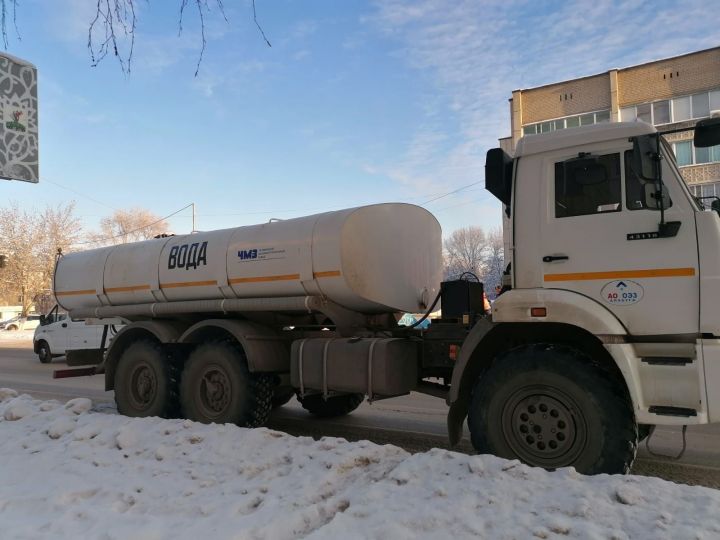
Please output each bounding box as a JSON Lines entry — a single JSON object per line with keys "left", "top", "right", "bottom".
{"left": 468, "top": 344, "right": 637, "bottom": 475}
{"left": 37, "top": 341, "right": 52, "bottom": 364}
{"left": 114, "top": 340, "right": 179, "bottom": 418}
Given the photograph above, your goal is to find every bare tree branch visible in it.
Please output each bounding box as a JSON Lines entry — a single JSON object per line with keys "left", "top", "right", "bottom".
{"left": 88, "top": 0, "right": 137, "bottom": 75}
{"left": 0, "top": 0, "right": 18, "bottom": 48}
{"left": 0, "top": 1, "right": 273, "bottom": 75}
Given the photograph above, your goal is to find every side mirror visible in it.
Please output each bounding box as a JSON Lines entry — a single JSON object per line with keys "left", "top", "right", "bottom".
{"left": 711, "top": 199, "right": 720, "bottom": 215}
{"left": 644, "top": 183, "right": 671, "bottom": 210}
{"left": 485, "top": 148, "right": 513, "bottom": 207}
{"left": 39, "top": 314, "right": 46, "bottom": 325}
{"left": 631, "top": 134, "right": 659, "bottom": 181}
{"left": 695, "top": 117, "right": 720, "bottom": 148}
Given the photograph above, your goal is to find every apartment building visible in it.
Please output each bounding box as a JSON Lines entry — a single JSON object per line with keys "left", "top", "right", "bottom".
{"left": 501, "top": 47, "right": 720, "bottom": 198}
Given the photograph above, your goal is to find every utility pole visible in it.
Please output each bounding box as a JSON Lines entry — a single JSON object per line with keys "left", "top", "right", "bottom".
{"left": 192, "top": 203, "right": 196, "bottom": 233}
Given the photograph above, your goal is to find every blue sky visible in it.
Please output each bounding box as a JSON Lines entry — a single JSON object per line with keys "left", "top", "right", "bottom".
{"left": 1, "top": 0, "right": 717, "bottom": 237}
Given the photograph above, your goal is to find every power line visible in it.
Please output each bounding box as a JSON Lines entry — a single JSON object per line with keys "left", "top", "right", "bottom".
{"left": 74, "top": 204, "right": 194, "bottom": 246}
{"left": 420, "top": 180, "right": 484, "bottom": 206}
{"left": 42, "top": 178, "right": 117, "bottom": 211}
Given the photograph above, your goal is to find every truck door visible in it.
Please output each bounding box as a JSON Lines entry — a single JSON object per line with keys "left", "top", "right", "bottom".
{"left": 69, "top": 319, "right": 98, "bottom": 350}
{"left": 538, "top": 143, "right": 699, "bottom": 336}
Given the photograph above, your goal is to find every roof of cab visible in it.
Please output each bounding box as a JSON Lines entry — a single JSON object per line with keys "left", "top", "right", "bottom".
{"left": 514, "top": 121, "right": 656, "bottom": 158}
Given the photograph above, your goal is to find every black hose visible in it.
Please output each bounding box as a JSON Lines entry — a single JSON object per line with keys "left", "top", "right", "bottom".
{"left": 407, "top": 289, "right": 442, "bottom": 329}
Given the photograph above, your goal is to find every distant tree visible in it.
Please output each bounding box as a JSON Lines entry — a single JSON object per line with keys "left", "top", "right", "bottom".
{"left": 444, "top": 226, "right": 486, "bottom": 280}
{"left": 0, "top": 0, "right": 271, "bottom": 75}
{"left": 0, "top": 201, "right": 82, "bottom": 315}
{"left": 483, "top": 227, "right": 505, "bottom": 294}
{"left": 443, "top": 225, "right": 504, "bottom": 294}
{"left": 88, "top": 207, "right": 169, "bottom": 246}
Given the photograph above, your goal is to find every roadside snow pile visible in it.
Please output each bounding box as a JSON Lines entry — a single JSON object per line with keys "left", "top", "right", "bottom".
{"left": 0, "top": 390, "right": 719, "bottom": 539}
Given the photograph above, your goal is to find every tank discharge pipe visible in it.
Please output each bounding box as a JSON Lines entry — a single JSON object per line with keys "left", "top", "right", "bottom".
{"left": 70, "top": 296, "right": 324, "bottom": 320}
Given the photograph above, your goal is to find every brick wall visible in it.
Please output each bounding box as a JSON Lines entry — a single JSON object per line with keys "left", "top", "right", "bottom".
{"left": 618, "top": 48, "right": 720, "bottom": 106}
{"left": 520, "top": 73, "right": 611, "bottom": 124}
{"left": 681, "top": 163, "right": 720, "bottom": 185}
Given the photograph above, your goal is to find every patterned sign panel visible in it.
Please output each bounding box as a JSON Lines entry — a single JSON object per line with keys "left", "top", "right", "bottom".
{"left": 0, "top": 53, "right": 38, "bottom": 183}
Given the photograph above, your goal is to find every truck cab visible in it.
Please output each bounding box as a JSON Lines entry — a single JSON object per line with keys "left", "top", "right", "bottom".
{"left": 442, "top": 119, "right": 720, "bottom": 473}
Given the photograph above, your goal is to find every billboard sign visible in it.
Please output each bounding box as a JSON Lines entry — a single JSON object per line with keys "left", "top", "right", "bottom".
{"left": 0, "top": 52, "right": 38, "bottom": 183}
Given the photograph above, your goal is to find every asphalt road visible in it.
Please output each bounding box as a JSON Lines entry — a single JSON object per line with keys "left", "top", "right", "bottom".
{"left": 2, "top": 340, "right": 719, "bottom": 489}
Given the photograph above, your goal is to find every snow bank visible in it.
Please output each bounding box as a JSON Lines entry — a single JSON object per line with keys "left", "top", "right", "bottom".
{"left": 0, "top": 390, "right": 718, "bottom": 539}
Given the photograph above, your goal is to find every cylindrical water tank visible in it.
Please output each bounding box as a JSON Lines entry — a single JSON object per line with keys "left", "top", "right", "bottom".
{"left": 54, "top": 204, "right": 443, "bottom": 315}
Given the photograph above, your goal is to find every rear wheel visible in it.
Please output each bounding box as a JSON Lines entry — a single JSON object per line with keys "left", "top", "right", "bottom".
{"left": 299, "top": 393, "right": 364, "bottom": 418}
{"left": 114, "top": 340, "right": 179, "bottom": 418}
{"left": 180, "top": 341, "right": 273, "bottom": 427}
{"left": 468, "top": 344, "right": 637, "bottom": 475}
{"left": 37, "top": 341, "right": 52, "bottom": 364}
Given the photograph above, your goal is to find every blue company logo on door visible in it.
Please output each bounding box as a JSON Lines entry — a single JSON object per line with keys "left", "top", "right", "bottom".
{"left": 601, "top": 280, "right": 644, "bottom": 305}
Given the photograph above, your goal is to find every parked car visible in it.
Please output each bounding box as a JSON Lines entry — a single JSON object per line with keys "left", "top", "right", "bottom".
{"left": 33, "top": 306, "right": 121, "bottom": 364}
{"left": 0, "top": 316, "right": 19, "bottom": 330}
{"left": 3, "top": 314, "right": 42, "bottom": 331}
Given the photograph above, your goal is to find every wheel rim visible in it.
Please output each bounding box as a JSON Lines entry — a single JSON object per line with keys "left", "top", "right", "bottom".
{"left": 127, "top": 362, "right": 158, "bottom": 410}
{"left": 500, "top": 384, "right": 587, "bottom": 468}
{"left": 197, "top": 364, "right": 232, "bottom": 419}
{"left": 39, "top": 346, "right": 48, "bottom": 361}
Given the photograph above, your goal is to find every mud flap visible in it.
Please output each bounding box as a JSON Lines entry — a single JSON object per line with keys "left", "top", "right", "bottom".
{"left": 447, "top": 398, "right": 468, "bottom": 446}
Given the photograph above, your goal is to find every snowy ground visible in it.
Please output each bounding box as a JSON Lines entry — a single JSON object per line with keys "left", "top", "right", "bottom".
{"left": 0, "top": 389, "right": 719, "bottom": 539}
{"left": 0, "top": 329, "right": 34, "bottom": 342}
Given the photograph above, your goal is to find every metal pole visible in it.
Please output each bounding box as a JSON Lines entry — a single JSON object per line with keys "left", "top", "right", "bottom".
{"left": 192, "top": 202, "right": 196, "bottom": 233}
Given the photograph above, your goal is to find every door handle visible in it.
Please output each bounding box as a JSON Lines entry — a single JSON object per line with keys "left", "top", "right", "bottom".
{"left": 62, "top": 323, "right": 67, "bottom": 328}
{"left": 543, "top": 255, "right": 569, "bottom": 263}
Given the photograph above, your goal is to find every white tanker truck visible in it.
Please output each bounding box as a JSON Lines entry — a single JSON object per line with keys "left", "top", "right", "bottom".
{"left": 54, "top": 118, "right": 720, "bottom": 475}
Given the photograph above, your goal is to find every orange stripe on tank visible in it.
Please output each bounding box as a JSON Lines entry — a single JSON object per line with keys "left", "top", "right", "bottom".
{"left": 160, "top": 279, "right": 218, "bottom": 289}
{"left": 55, "top": 289, "right": 96, "bottom": 297}
{"left": 229, "top": 273, "right": 300, "bottom": 284}
{"left": 105, "top": 284, "right": 152, "bottom": 293}
{"left": 313, "top": 270, "right": 341, "bottom": 278}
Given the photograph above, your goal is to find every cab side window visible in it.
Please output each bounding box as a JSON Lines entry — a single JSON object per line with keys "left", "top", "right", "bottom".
{"left": 555, "top": 153, "right": 622, "bottom": 218}
{"left": 624, "top": 150, "right": 672, "bottom": 210}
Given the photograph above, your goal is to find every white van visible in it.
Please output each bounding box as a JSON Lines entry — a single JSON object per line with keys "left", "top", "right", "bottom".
{"left": 33, "top": 306, "right": 120, "bottom": 364}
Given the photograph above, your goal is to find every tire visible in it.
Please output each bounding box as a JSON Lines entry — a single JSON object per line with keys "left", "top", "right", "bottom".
{"left": 37, "top": 341, "right": 52, "bottom": 364}
{"left": 299, "top": 393, "right": 364, "bottom": 418}
{"left": 114, "top": 340, "right": 180, "bottom": 419}
{"left": 180, "top": 341, "right": 273, "bottom": 427}
{"left": 272, "top": 387, "right": 296, "bottom": 409}
{"left": 6, "top": 324, "right": 18, "bottom": 331}
{"left": 468, "top": 344, "right": 637, "bottom": 475}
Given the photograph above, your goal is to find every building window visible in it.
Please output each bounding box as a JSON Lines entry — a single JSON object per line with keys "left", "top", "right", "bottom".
{"left": 555, "top": 153, "right": 622, "bottom": 218}
{"left": 690, "top": 181, "right": 720, "bottom": 201}
{"left": 692, "top": 93, "right": 710, "bottom": 119}
{"left": 673, "top": 141, "right": 693, "bottom": 166}
{"left": 673, "top": 141, "right": 720, "bottom": 166}
{"left": 636, "top": 103, "right": 651, "bottom": 123}
{"left": 621, "top": 89, "right": 720, "bottom": 126}
{"left": 672, "top": 96, "right": 691, "bottom": 122}
{"left": 523, "top": 110, "right": 611, "bottom": 136}
{"left": 653, "top": 100, "right": 670, "bottom": 124}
